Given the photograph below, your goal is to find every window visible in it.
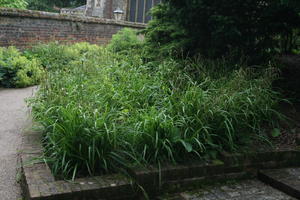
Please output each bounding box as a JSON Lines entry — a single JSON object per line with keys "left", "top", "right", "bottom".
{"left": 128, "top": 0, "right": 162, "bottom": 23}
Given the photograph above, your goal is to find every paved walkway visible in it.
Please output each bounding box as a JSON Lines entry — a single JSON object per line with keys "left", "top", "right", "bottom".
{"left": 162, "top": 179, "right": 296, "bottom": 200}
{"left": 0, "top": 87, "right": 37, "bottom": 200}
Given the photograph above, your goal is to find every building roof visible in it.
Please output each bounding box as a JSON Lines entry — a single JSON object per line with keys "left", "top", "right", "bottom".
{"left": 73, "top": 5, "right": 86, "bottom": 11}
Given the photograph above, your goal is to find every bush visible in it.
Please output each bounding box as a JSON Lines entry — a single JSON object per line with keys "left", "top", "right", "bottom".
{"left": 144, "top": 0, "right": 300, "bottom": 60}
{"left": 29, "top": 43, "right": 283, "bottom": 178}
{"left": 0, "top": 47, "right": 43, "bottom": 88}
{"left": 25, "top": 42, "right": 81, "bottom": 70}
{"left": 107, "top": 28, "right": 144, "bottom": 54}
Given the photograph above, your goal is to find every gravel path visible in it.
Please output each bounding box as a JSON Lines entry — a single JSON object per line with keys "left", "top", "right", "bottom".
{"left": 0, "top": 87, "right": 37, "bottom": 200}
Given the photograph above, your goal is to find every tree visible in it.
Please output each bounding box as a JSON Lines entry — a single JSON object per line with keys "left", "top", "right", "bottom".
{"left": 144, "top": 0, "right": 300, "bottom": 60}
{"left": 0, "top": 0, "right": 28, "bottom": 9}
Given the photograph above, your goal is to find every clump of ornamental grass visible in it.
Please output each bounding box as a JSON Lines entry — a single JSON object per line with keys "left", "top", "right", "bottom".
{"left": 29, "top": 43, "right": 283, "bottom": 179}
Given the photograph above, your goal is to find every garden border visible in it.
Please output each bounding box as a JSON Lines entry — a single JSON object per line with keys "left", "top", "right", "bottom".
{"left": 20, "top": 129, "right": 300, "bottom": 200}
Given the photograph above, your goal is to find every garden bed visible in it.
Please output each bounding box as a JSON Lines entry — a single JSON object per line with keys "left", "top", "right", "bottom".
{"left": 11, "top": 36, "right": 299, "bottom": 199}
{"left": 26, "top": 41, "right": 287, "bottom": 179}
{"left": 20, "top": 129, "right": 300, "bottom": 200}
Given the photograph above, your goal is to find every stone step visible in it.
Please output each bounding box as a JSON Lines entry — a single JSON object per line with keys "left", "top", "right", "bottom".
{"left": 258, "top": 168, "right": 300, "bottom": 199}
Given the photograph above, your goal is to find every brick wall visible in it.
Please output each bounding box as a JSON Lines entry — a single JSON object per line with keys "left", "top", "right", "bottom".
{"left": 0, "top": 8, "right": 146, "bottom": 48}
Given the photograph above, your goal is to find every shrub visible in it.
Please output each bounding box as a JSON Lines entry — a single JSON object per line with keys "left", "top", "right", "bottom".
{"left": 29, "top": 43, "right": 283, "bottom": 178}
{"left": 0, "top": 46, "right": 43, "bottom": 88}
{"left": 107, "top": 28, "right": 144, "bottom": 54}
{"left": 26, "top": 42, "right": 102, "bottom": 70}
{"left": 25, "top": 42, "right": 80, "bottom": 70}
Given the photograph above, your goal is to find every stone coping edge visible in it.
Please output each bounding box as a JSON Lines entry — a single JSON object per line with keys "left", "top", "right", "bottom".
{"left": 21, "top": 130, "right": 300, "bottom": 200}
{"left": 0, "top": 8, "right": 147, "bottom": 28}
{"left": 21, "top": 131, "right": 138, "bottom": 200}
{"left": 130, "top": 150, "right": 300, "bottom": 197}
{"left": 258, "top": 169, "right": 300, "bottom": 199}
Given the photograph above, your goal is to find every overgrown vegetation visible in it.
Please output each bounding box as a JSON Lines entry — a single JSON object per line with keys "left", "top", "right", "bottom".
{"left": 0, "top": 47, "right": 43, "bottom": 88}
{"left": 1, "top": 0, "right": 296, "bottom": 181}
{"left": 27, "top": 36, "right": 283, "bottom": 179}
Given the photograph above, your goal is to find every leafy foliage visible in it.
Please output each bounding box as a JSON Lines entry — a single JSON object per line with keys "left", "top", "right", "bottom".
{"left": 0, "top": 47, "right": 44, "bottom": 88}
{"left": 0, "top": 0, "right": 28, "bottom": 9}
{"left": 28, "top": 42, "right": 283, "bottom": 178}
{"left": 144, "top": 0, "right": 300, "bottom": 60}
{"left": 107, "top": 28, "right": 144, "bottom": 54}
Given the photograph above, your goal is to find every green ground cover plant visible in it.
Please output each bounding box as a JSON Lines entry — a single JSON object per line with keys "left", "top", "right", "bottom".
{"left": 28, "top": 38, "right": 284, "bottom": 179}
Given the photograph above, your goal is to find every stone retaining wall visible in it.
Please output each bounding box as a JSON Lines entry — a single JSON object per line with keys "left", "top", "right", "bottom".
{"left": 0, "top": 8, "right": 146, "bottom": 48}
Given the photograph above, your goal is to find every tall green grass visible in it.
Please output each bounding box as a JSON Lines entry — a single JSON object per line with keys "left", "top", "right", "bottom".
{"left": 28, "top": 42, "right": 283, "bottom": 179}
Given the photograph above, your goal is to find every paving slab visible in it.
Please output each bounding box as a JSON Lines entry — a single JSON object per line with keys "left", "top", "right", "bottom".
{"left": 160, "top": 179, "right": 296, "bottom": 200}
{"left": 0, "top": 87, "right": 37, "bottom": 200}
{"left": 258, "top": 168, "right": 300, "bottom": 199}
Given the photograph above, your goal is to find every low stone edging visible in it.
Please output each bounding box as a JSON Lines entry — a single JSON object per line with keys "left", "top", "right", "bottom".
{"left": 129, "top": 150, "right": 300, "bottom": 197}
{"left": 20, "top": 129, "right": 300, "bottom": 200}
